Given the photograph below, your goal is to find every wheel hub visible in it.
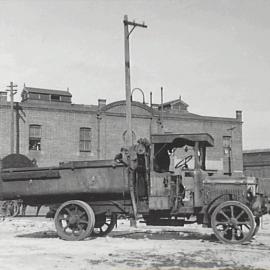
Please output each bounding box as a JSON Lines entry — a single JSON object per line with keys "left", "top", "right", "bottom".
{"left": 69, "top": 215, "right": 79, "bottom": 225}
{"left": 229, "top": 218, "right": 238, "bottom": 227}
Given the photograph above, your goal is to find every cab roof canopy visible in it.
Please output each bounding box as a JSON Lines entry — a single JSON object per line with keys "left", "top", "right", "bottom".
{"left": 151, "top": 133, "right": 214, "bottom": 148}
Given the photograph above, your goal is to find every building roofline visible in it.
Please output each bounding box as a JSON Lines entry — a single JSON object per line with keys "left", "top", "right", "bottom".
{"left": 243, "top": 149, "right": 270, "bottom": 154}
{"left": 23, "top": 87, "right": 72, "bottom": 97}
{"left": 160, "top": 98, "right": 189, "bottom": 107}
{"left": 0, "top": 101, "right": 97, "bottom": 113}
{"left": 101, "top": 100, "right": 155, "bottom": 114}
{"left": 0, "top": 99, "right": 241, "bottom": 124}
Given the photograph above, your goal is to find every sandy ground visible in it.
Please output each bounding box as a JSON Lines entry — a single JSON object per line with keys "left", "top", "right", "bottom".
{"left": 0, "top": 212, "right": 270, "bottom": 270}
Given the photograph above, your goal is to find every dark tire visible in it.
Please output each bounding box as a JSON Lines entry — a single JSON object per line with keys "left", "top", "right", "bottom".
{"left": 2, "top": 200, "right": 21, "bottom": 217}
{"left": 54, "top": 200, "right": 95, "bottom": 241}
{"left": 12, "top": 201, "right": 21, "bottom": 217}
{"left": 92, "top": 214, "right": 117, "bottom": 237}
{"left": 253, "top": 217, "right": 260, "bottom": 236}
{"left": 211, "top": 201, "right": 255, "bottom": 244}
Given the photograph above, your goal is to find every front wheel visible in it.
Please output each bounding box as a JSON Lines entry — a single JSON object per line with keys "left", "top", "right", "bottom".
{"left": 54, "top": 200, "right": 95, "bottom": 241}
{"left": 211, "top": 201, "right": 255, "bottom": 244}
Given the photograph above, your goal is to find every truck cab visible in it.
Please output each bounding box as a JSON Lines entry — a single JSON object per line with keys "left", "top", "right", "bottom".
{"left": 136, "top": 133, "right": 214, "bottom": 215}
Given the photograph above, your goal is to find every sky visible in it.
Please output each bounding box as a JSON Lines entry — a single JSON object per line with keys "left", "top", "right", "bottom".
{"left": 0, "top": 0, "right": 270, "bottom": 150}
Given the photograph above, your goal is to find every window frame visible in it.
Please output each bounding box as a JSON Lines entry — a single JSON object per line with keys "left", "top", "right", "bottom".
{"left": 79, "top": 127, "right": 91, "bottom": 152}
{"left": 29, "top": 124, "right": 42, "bottom": 151}
{"left": 223, "top": 135, "right": 231, "bottom": 156}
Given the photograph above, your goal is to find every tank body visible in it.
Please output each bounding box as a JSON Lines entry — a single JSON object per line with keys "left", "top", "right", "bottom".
{"left": 0, "top": 160, "right": 129, "bottom": 203}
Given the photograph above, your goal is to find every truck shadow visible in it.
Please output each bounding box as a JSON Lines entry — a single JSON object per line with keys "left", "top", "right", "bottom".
{"left": 16, "top": 230, "right": 58, "bottom": 239}
{"left": 110, "top": 230, "right": 217, "bottom": 242}
{"left": 16, "top": 229, "right": 217, "bottom": 242}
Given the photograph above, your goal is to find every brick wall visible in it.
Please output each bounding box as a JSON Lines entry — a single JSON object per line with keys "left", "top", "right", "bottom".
{"left": 243, "top": 150, "right": 270, "bottom": 178}
{"left": 0, "top": 106, "right": 12, "bottom": 158}
{"left": 0, "top": 100, "right": 243, "bottom": 172}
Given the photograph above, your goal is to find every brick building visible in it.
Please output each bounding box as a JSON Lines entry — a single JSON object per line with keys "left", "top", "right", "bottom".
{"left": 0, "top": 86, "right": 243, "bottom": 174}
{"left": 243, "top": 149, "right": 270, "bottom": 178}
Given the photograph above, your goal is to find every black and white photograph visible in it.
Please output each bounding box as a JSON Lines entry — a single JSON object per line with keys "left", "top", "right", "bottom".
{"left": 0, "top": 0, "right": 270, "bottom": 269}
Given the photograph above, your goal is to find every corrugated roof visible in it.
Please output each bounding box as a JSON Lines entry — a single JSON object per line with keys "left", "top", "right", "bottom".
{"left": 24, "top": 87, "right": 72, "bottom": 97}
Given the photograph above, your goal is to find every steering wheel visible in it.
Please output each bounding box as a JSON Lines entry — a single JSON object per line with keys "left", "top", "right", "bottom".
{"left": 175, "top": 155, "right": 193, "bottom": 169}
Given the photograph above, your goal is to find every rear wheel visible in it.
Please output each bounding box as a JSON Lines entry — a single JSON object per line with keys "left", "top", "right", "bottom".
{"left": 253, "top": 217, "right": 260, "bottom": 236}
{"left": 92, "top": 214, "right": 117, "bottom": 237}
{"left": 1, "top": 200, "right": 21, "bottom": 217}
{"left": 54, "top": 200, "right": 95, "bottom": 241}
{"left": 11, "top": 200, "right": 21, "bottom": 217}
{"left": 211, "top": 201, "right": 255, "bottom": 244}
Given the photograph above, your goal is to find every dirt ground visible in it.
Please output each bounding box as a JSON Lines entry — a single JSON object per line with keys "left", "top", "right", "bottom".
{"left": 0, "top": 211, "right": 270, "bottom": 270}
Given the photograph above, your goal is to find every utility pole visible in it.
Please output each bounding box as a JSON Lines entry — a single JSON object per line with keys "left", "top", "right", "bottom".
{"left": 15, "top": 102, "right": 26, "bottom": 154}
{"left": 123, "top": 15, "right": 147, "bottom": 146}
{"left": 6, "top": 82, "right": 17, "bottom": 154}
{"left": 123, "top": 15, "right": 147, "bottom": 227}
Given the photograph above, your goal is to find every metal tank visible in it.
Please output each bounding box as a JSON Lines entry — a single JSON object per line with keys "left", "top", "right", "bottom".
{"left": 0, "top": 156, "right": 129, "bottom": 204}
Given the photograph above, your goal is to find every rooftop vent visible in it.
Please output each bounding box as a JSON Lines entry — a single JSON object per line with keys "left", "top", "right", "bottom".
{"left": 98, "top": 99, "right": 106, "bottom": 109}
{"left": 21, "top": 86, "right": 72, "bottom": 104}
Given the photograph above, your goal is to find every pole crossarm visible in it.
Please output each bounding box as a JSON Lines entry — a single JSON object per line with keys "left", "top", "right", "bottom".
{"left": 124, "top": 15, "right": 147, "bottom": 38}
{"left": 123, "top": 19, "right": 147, "bottom": 28}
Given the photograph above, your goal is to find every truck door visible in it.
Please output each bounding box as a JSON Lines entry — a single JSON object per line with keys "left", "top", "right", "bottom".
{"left": 149, "top": 172, "right": 171, "bottom": 210}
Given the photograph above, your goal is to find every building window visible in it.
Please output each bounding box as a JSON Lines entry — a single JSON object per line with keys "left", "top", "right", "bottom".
{"left": 223, "top": 136, "right": 232, "bottom": 175}
{"left": 29, "top": 93, "right": 40, "bottom": 100}
{"left": 80, "top": 127, "right": 91, "bottom": 152}
{"left": 122, "top": 130, "right": 136, "bottom": 145}
{"left": 51, "top": 94, "right": 60, "bottom": 101}
{"left": 39, "top": 93, "right": 50, "bottom": 101}
{"left": 223, "top": 136, "right": 231, "bottom": 156}
{"left": 29, "top": 125, "right": 41, "bottom": 151}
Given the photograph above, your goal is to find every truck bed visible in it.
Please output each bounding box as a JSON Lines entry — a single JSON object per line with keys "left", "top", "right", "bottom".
{"left": 0, "top": 160, "right": 129, "bottom": 202}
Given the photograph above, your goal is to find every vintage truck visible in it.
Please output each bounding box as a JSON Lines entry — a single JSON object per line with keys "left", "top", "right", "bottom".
{"left": 0, "top": 133, "right": 268, "bottom": 243}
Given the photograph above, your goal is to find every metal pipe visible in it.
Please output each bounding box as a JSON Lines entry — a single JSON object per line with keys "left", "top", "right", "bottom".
{"left": 160, "top": 86, "right": 164, "bottom": 132}
{"left": 15, "top": 103, "right": 20, "bottom": 154}
{"left": 0, "top": 159, "right": 3, "bottom": 200}
{"left": 97, "top": 113, "right": 102, "bottom": 159}
{"left": 131, "top": 88, "right": 145, "bottom": 104}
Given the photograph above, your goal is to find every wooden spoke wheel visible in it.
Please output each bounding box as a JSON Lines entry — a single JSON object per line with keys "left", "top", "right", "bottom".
{"left": 11, "top": 200, "right": 21, "bottom": 217}
{"left": 54, "top": 200, "right": 95, "bottom": 241}
{"left": 1, "top": 200, "right": 21, "bottom": 217}
{"left": 92, "top": 214, "right": 117, "bottom": 237}
{"left": 211, "top": 201, "right": 255, "bottom": 244}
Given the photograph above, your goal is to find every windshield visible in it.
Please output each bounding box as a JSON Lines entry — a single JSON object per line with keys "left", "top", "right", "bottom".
{"left": 153, "top": 142, "right": 205, "bottom": 173}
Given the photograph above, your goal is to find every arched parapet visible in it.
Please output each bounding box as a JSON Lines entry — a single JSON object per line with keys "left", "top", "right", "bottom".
{"left": 100, "top": 100, "right": 156, "bottom": 117}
